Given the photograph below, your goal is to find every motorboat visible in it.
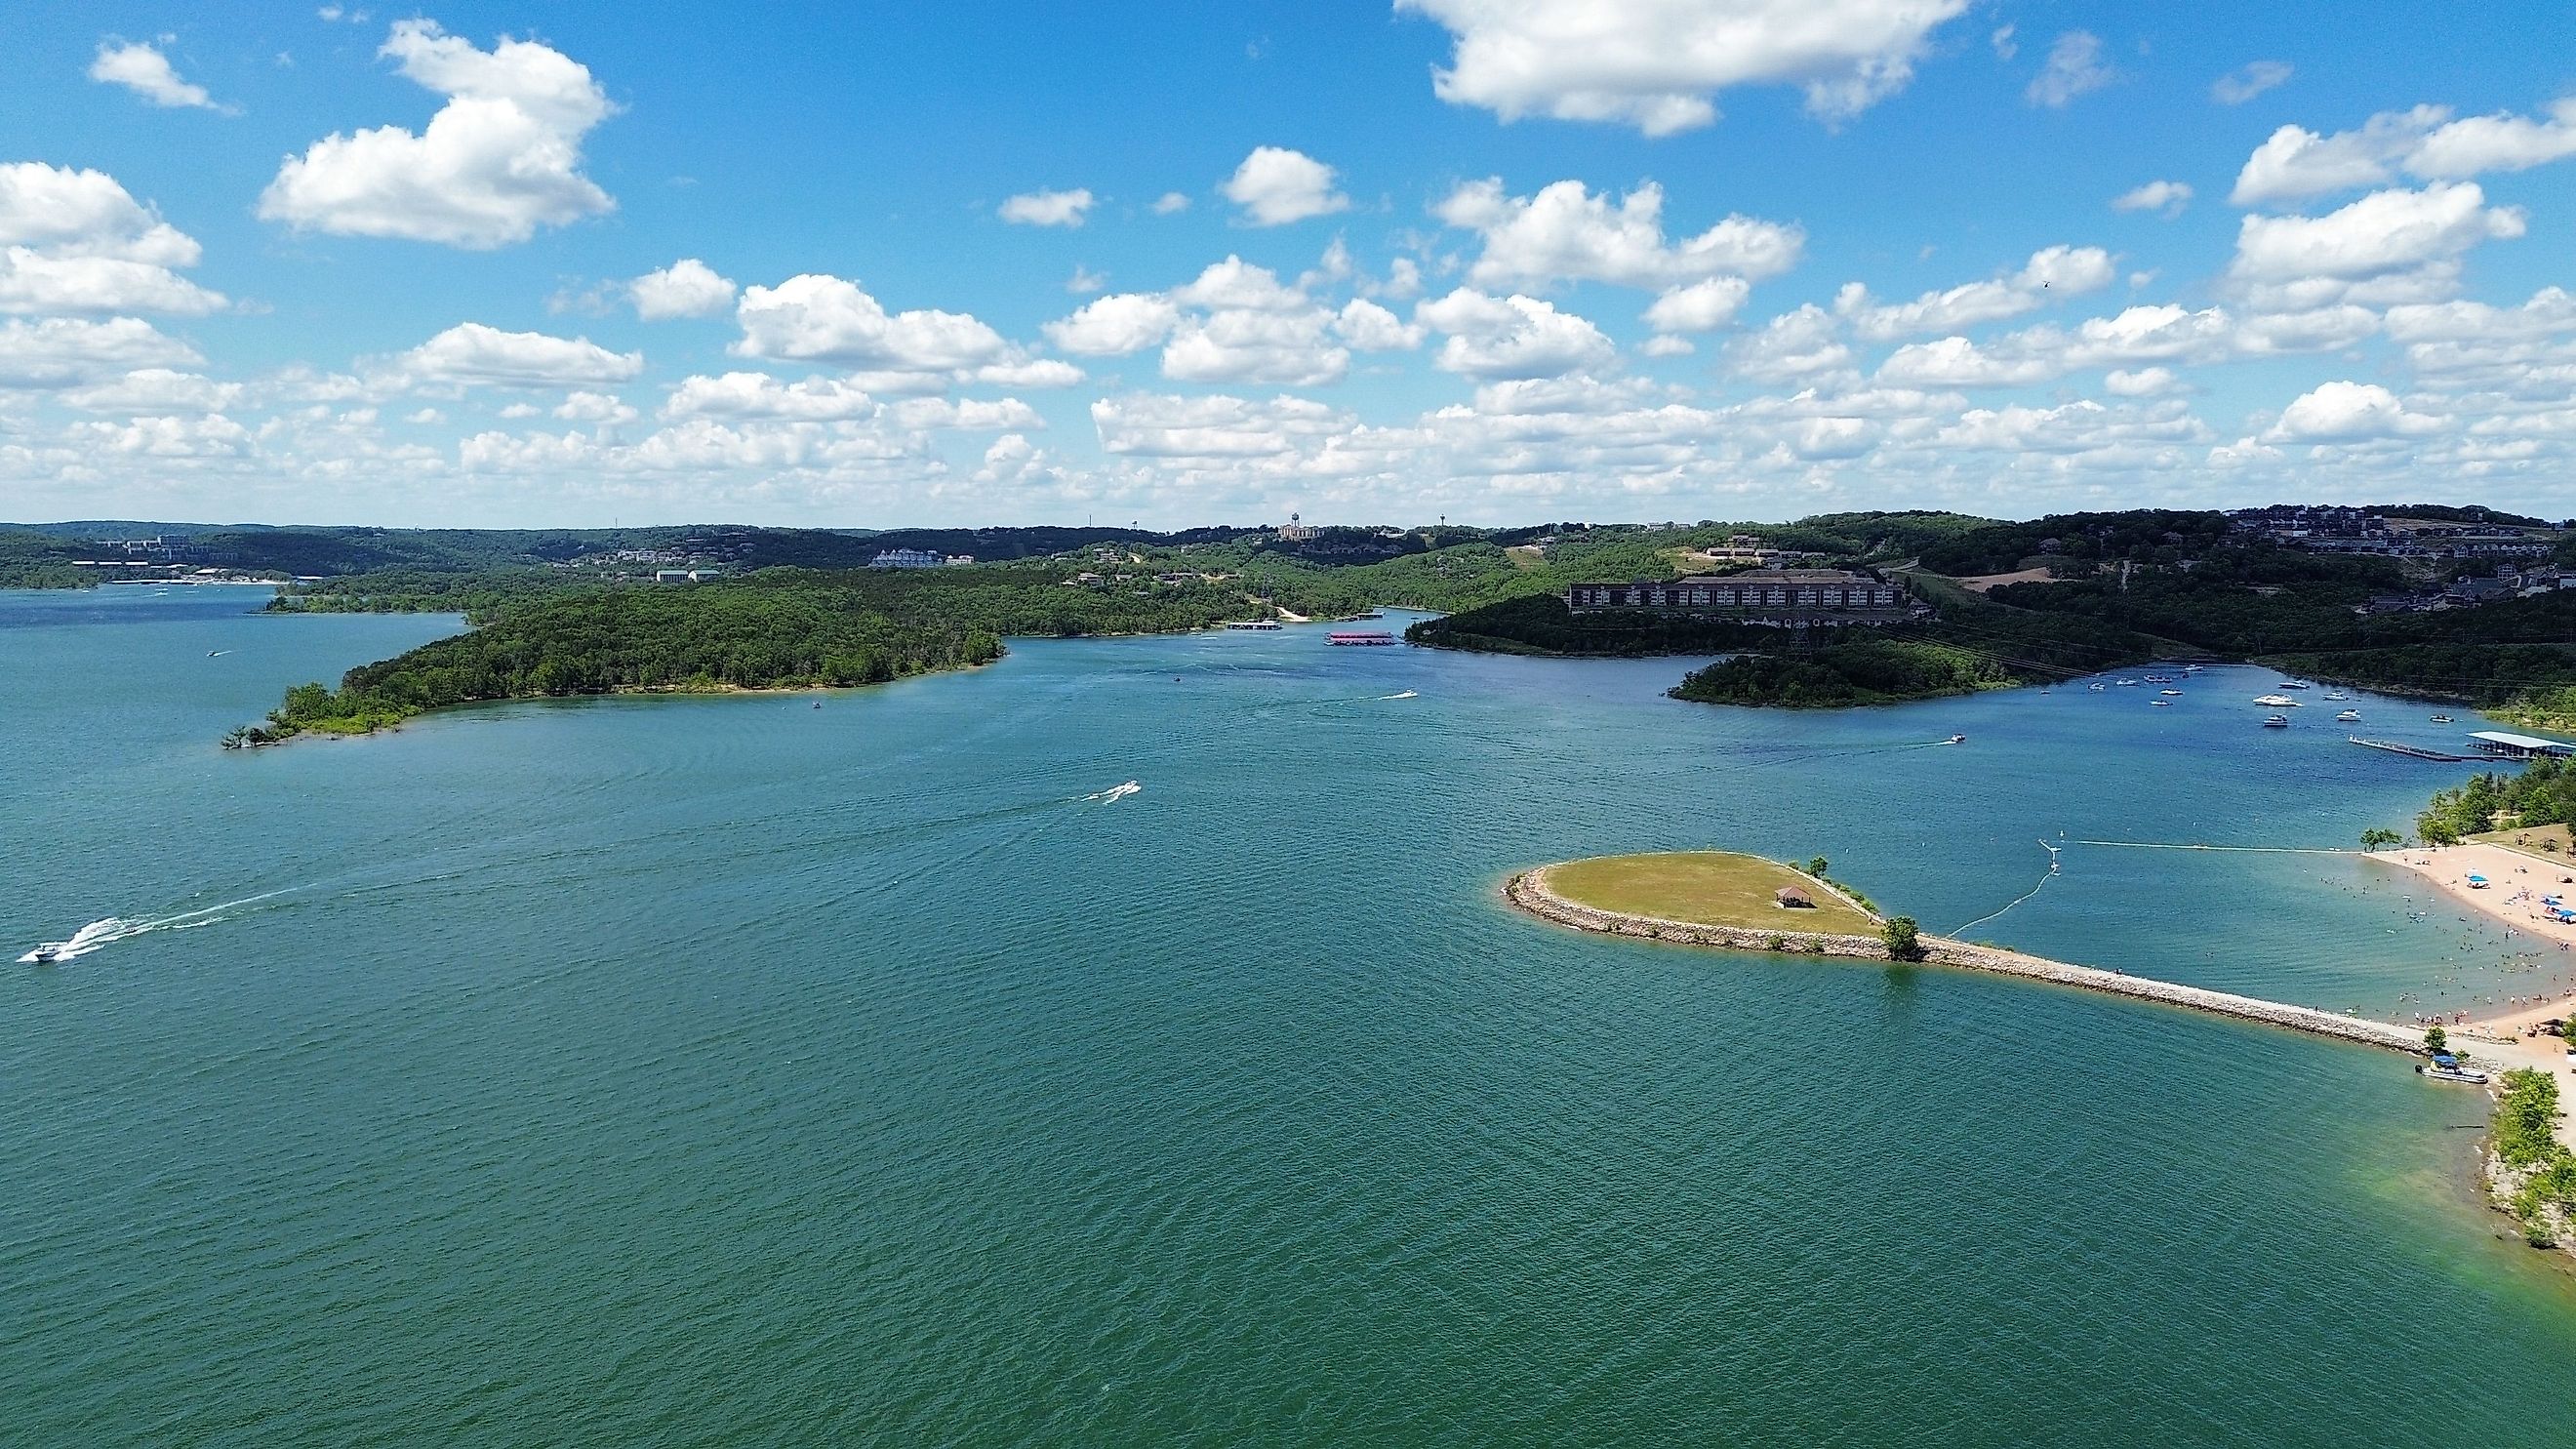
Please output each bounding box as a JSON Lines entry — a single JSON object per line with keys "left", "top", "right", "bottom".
{"left": 2087, "top": 681, "right": 2106, "bottom": 692}
{"left": 2115, "top": 678, "right": 2140, "bottom": 687}
{"left": 2430, "top": 713, "right": 2454, "bottom": 724}
{"left": 2151, "top": 700, "right": 2173, "bottom": 707}
{"left": 2262, "top": 714, "right": 2290, "bottom": 729}
{"left": 30, "top": 944, "right": 60, "bottom": 965}
{"left": 2278, "top": 681, "right": 2313, "bottom": 690}
{"left": 2254, "top": 694, "right": 2298, "bottom": 707}
{"left": 2321, "top": 691, "right": 2350, "bottom": 702}
{"left": 2418, "top": 1063, "right": 2490, "bottom": 1085}
{"left": 2159, "top": 688, "right": 2184, "bottom": 696}
{"left": 2144, "top": 674, "right": 2174, "bottom": 684}
{"left": 2335, "top": 709, "right": 2360, "bottom": 722}
{"left": 1944, "top": 734, "right": 1967, "bottom": 745}
{"left": 2181, "top": 664, "right": 2203, "bottom": 673}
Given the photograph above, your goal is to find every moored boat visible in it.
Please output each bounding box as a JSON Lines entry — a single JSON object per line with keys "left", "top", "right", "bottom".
{"left": 2262, "top": 714, "right": 2290, "bottom": 728}
{"left": 2335, "top": 708, "right": 2360, "bottom": 722}
{"left": 2254, "top": 694, "right": 2298, "bottom": 707}
{"left": 2430, "top": 713, "right": 2454, "bottom": 724}
{"left": 2418, "top": 1063, "right": 2490, "bottom": 1084}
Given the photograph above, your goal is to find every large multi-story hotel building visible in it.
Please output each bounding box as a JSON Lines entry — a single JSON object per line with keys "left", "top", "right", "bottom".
{"left": 1565, "top": 569, "right": 1911, "bottom": 624}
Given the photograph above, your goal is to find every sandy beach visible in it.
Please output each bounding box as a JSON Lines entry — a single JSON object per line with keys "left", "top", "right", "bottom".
{"left": 2375, "top": 843, "right": 2576, "bottom": 1151}
{"left": 2374, "top": 843, "right": 2576, "bottom": 1018}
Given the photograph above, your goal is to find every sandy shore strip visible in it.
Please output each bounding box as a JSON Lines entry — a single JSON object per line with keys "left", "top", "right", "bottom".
{"left": 2371, "top": 844, "right": 2576, "bottom": 1022}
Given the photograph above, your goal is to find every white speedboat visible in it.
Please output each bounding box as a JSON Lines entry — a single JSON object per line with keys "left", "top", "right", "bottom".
{"left": 2152, "top": 700, "right": 2173, "bottom": 707}
{"left": 2321, "top": 691, "right": 2350, "bottom": 702}
{"left": 2430, "top": 713, "right": 2454, "bottom": 724}
{"left": 2418, "top": 1063, "right": 2489, "bottom": 1085}
{"left": 2262, "top": 714, "right": 2290, "bottom": 729}
{"left": 2160, "top": 688, "right": 2183, "bottom": 696}
{"left": 2115, "top": 678, "right": 2140, "bottom": 687}
{"left": 2278, "top": 681, "right": 2313, "bottom": 690}
{"left": 2254, "top": 694, "right": 2298, "bottom": 707}
{"left": 2335, "top": 709, "right": 2360, "bottom": 722}
{"left": 2087, "top": 681, "right": 2106, "bottom": 692}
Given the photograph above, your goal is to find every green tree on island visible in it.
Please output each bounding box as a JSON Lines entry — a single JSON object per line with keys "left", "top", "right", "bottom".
{"left": 1805, "top": 857, "right": 1830, "bottom": 878}
{"left": 1882, "top": 916, "right": 1925, "bottom": 962}
{"left": 2424, "top": 1025, "right": 2447, "bottom": 1055}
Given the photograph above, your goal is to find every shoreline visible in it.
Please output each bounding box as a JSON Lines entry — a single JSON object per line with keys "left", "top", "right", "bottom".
{"left": 2368, "top": 844, "right": 2576, "bottom": 1041}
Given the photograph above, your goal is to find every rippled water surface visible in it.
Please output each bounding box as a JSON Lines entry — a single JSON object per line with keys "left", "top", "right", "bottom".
{"left": 6, "top": 586, "right": 2575, "bottom": 1446}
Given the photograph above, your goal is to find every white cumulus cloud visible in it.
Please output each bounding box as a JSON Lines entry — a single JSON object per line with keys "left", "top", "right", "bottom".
{"left": 2265, "top": 381, "right": 2442, "bottom": 442}
{"left": 1222, "top": 147, "right": 1348, "bottom": 226}
{"left": 732, "top": 273, "right": 1009, "bottom": 374}
{"left": 258, "top": 20, "right": 616, "bottom": 248}
{"left": 89, "top": 41, "right": 225, "bottom": 110}
{"left": 2229, "top": 182, "right": 2523, "bottom": 289}
{"left": 1435, "top": 178, "right": 1802, "bottom": 290}
{"left": 628, "top": 259, "right": 737, "bottom": 320}
{"left": 398, "top": 322, "right": 644, "bottom": 387}
{"left": 2112, "top": 181, "right": 2193, "bottom": 218}
{"left": 1643, "top": 277, "right": 1751, "bottom": 333}
{"left": 1416, "top": 288, "right": 1615, "bottom": 379}
{"left": 999, "top": 187, "right": 1096, "bottom": 227}
{"left": 2232, "top": 99, "right": 2576, "bottom": 206}
{"left": 1045, "top": 293, "right": 1184, "bottom": 356}
{"left": 0, "top": 316, "right": 199, "bottom": 388}
{"left": 1397, "top": 0, "right": 1973, "bottom": 135}
{"left": 1834, "top": 245, "right": 2112, "bottom": 341}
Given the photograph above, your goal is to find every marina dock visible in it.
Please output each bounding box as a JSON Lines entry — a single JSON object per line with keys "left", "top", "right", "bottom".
{"left": 2347, "top": 737, "right": 2475, "bottom": 762}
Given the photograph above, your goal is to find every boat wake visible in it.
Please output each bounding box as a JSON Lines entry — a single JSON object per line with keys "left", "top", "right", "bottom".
{"left": 1951, "top": 840, "right": 2064, "bottom": 935}
{"left": 19, "top": 893, "right": 284, "bottom": 963}
{"left": 1380, "top": 690, "right": 1419, "bottom": 701}
{"left": 1084, "top": 780, "right": 1143, "bottom": 804}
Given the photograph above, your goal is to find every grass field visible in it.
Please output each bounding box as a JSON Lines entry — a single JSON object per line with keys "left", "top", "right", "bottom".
{"left": 2471, "top": 823, "right": 2575, "bottom": 860}
{"left": 1540, "top": 852, "right": 1879, "bottom": 934}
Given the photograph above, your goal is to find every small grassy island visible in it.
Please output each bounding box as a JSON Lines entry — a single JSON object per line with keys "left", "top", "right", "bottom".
{"left": 1507, "top": 850, "right": 2426, "bottom": 1054}
{"left": 1540, "top": 852, "right": 1882, "bottom": 936}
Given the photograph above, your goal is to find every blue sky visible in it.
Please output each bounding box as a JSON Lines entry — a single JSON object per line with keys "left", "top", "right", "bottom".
{"left": 2, "top": 1, "right": 2573, "bottom": 527}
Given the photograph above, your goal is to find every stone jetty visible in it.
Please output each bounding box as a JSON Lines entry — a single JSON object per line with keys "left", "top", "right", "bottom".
{"left": 1506, "top": 866, "right": 2427, "bottom": 1056}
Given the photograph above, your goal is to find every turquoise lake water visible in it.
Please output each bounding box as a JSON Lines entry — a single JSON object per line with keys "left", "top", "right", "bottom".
{"left": 6, "top": 585, "right": 2575, "bottom": 1445}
